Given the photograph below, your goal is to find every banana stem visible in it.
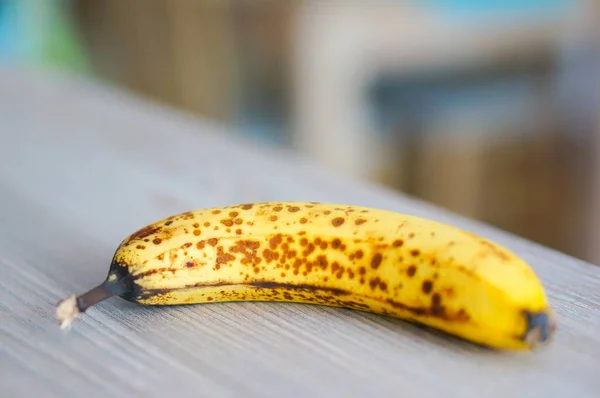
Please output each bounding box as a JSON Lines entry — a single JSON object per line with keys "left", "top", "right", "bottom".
{"left": 55, "top": 278, "right": 128, "bottom": 329}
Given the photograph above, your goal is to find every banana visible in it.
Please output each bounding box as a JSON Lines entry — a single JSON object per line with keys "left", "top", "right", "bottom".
{"left": 55, "top": 201, "right": 555, "bottom": 350}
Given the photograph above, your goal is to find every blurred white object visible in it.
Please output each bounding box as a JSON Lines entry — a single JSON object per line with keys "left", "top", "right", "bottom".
{"left": 290, "top": 1, "right": 568, "bottom": 179}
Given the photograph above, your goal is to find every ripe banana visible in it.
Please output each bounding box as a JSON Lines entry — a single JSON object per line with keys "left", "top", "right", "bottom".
{"left": 55, "top": 201, "right": 555, "bottom": 350}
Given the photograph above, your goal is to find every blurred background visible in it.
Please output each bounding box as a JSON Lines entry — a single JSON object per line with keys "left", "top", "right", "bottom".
{"left": 1, "top": 0, "right": 600, "bottom": 264}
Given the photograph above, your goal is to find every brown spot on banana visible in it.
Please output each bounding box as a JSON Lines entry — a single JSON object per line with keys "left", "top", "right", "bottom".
{"left": 125, "top": 225, "right": 161, "bottom": 243}
{"left": 331, "top": 217, "right": 345, "bottom": 227}
{"left": 269, "top": 234, "right": 282, "bottom": 249}
{"left": 132, "top": 267, "right": 177, "bottom": 279}
{"left": 422, "top": 280, "right": 433, "bottom": 294}
{"left": 249, "top": 281, "right": 350, "bottom": 296}
{"left": 371, "top": 253, "right": 382, "bottom": 269}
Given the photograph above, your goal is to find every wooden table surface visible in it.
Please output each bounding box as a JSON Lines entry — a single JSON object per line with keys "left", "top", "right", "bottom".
{"left": 1, "top": 67, "right": 600, "bottom": 397}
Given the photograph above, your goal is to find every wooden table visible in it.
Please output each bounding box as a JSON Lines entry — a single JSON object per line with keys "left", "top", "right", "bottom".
{"left": 1, "top": 67, "right": 599, "bottom": 397}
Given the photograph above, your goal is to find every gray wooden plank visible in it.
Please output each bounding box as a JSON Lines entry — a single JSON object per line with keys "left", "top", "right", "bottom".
{"left": 0, "top": 66, "right": 599, "bottom": 397}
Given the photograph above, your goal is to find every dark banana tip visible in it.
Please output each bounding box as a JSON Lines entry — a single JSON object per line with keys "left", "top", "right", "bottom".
{"left": 523, "top": 309, "right": 556, "bottom": 348}
{"left": 55, "top": 268, "right": 132, "bottom": 329}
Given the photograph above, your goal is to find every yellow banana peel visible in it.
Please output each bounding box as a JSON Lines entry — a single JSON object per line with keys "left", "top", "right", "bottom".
{"left": 55, "top": 201, "right": 555, "bottom": 350}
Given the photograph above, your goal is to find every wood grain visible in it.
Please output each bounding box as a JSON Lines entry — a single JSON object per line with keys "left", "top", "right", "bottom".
{"left": 1, "top": 67, "right": 599, "bottom": 397}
